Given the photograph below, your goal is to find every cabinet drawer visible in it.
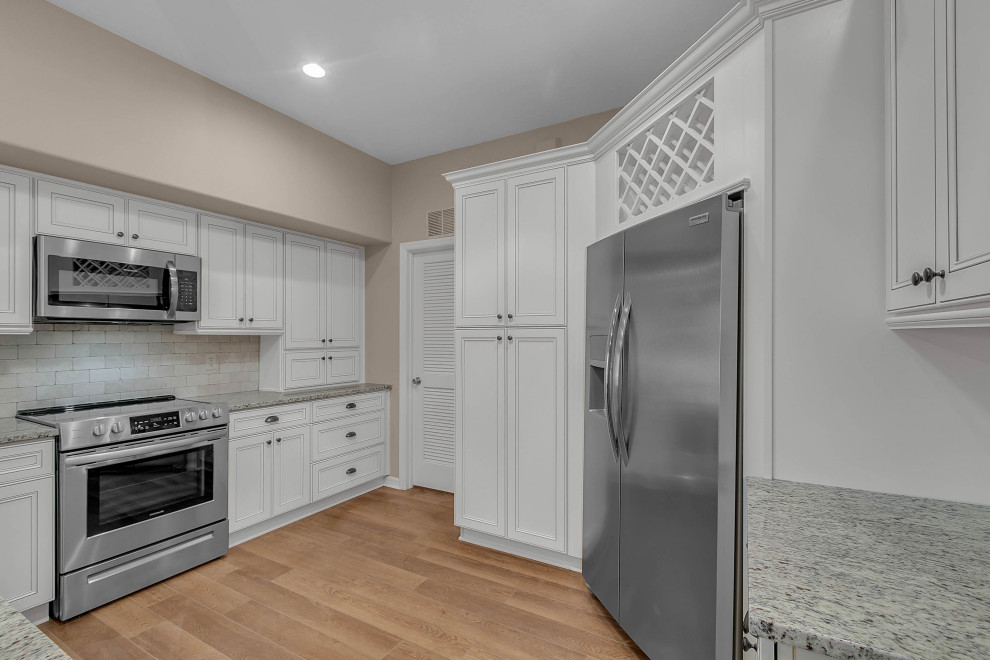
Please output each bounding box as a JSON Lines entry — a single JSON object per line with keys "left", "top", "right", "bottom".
{"left": 311, "top": 445, "right": 385, "bottom": 502}
{"left": 312, "top": 412, "right": 384, "bottom": 461}
{"left": 0, "top": 440, "right": 55, "bottom": 486}
{"left": 312, "top": 392, "right": 386, "bottom": 422}
{"left": 229, "top": 403, "right": 310, "bottom": 437}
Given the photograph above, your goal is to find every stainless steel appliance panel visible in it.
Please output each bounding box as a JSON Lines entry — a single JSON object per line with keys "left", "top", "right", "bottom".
{"left": 54, "top": 520, "right": 228, "bottom": 620}
{"left": 35, "top": 235, "right": 200, "bottom": 322}
{"left": 616, "top": 195, "right": 740, "bottom": 659}
{"left": 582, "top": 232, "right": 624, "bottom": 619}
{"left": 59, "top": 427, "right": 228, "bottom": 572}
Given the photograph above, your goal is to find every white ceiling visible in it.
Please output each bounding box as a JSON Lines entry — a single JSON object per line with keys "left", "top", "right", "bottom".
{"left": 46, "top": 0, "right": 738, "bottom": 164}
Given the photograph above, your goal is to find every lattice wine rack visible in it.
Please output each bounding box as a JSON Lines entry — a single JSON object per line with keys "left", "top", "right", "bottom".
{"left": 617, "top": 79, "right": 715, "bottom": 223}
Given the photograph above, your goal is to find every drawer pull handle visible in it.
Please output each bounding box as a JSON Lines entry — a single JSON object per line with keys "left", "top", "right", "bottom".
{"left": 265, "top": 415, "right": 279, "bottom": 424}
{"left": 346, "top": 467, "right": 357, "bottom": 475}
{"left": 346, "top": 403, "right": 357, "bottom": 409}
{"left": 345, "top": 431, "right": 357, "bottom": 438}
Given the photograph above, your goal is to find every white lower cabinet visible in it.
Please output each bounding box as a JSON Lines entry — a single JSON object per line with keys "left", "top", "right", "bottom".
{"left": 455, "top": 327, "right": 567, "bottom": 553}
{"left": 0, "top": 440, "right": 55, "bottom": 612}
{"left": 228, "top": 425, "right": 311, "bottom": 532}
{"left": 228, "top": 394, "right": 388, "bottom": 537}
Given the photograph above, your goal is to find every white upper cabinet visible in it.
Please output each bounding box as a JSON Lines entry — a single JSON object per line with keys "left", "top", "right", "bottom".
{"left": 127, "top": 200, "right": 198, "bottom": 255}
{"left": 506, "top": 169, "right": 566, "bottom": 327}
{"left": 0, "top": 169, "right": 32, "bottom": 333}
{"left": 36, "top": 179, "right": 126, "bottom": 245}
{"left": 886, "top": 0, "right": 990, "bottom": 326}
{"left": 455, "top": 169, "right": 565, "bottom": 328}
{"left": 245, "top": 225, "right": 284, "bottom": 330}
{"left": 199, "top": 215, "right": 244, "bottom": 330}
{"left": 193, "top": 214, "right": 282, "bottom": 334}
{"left": 36, "top": 179, "right": 197, "bottom": 255}
{"left": 285, "top": 234, "right": 327, "bottom": 349}
{"left": 327, "top": 244, "right": 361, "bottom": 347}
{"left": 456, "top": 181, "right": 505, "bottom": 327}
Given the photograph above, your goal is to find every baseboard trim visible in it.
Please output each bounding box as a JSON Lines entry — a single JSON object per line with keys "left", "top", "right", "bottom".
{"left": 384, "top": 476, "right": 409, "bottom": 490}
{"left": 229, "top": 478, "right": 385, "bottom": 546}
{"left": 20, "top": 602, "right": 50, "bottom": 625}
{"left": 459, "top": 529, "right": 582, "bottom": 572}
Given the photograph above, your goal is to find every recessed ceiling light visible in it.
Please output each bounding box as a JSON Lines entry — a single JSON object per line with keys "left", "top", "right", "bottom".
{"left": 302, "top": 63, "right": 326, "bottom": 78}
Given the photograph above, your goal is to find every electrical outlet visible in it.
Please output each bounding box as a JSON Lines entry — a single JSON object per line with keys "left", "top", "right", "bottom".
{"left": 207, "top": 355, "right": 217, "bottom": 368}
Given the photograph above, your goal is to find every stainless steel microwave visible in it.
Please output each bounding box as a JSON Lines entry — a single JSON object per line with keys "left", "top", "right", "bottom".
{"left": 35, "top": 235, "right": 201, "bottom": 323}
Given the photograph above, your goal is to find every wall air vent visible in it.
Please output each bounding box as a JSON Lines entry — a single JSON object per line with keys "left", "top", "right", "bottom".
{"left": 427, "top": 208, "right": 455, "bottom": 237}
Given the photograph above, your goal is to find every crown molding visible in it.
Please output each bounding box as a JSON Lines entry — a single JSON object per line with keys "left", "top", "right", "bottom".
{"left": 444, "top": 0, "right": 842, "bottom": 187}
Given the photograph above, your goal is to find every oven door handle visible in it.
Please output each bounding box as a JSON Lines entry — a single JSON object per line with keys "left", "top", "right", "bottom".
{"left": 165, "top": 259, "right": 179, "bottom": 319}
{"left": 64, "top": 431, "right": 225, "bottom": 468}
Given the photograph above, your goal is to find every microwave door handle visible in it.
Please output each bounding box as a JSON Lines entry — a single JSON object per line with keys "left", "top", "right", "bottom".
{"left": 165, "top": 259, "right": 178, "bottom": 319}
{"left": 64, "top": 430, "right": 225, "bottom": 468}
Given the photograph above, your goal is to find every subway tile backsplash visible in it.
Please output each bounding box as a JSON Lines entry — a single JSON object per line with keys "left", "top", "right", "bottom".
{"left": 0, "top": 325, "right": 260, "bottom": 417}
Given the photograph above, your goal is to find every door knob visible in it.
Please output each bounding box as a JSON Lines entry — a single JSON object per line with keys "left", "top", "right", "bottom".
{"left": 412, "top": 377, "right": 421, "bottom": 385}
{"left": 923, "top": 267, "right": 945, "bottom": 282}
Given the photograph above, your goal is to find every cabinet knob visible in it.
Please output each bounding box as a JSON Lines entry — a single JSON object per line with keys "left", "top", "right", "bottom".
{"left": 910, "top": 272, "right": 924, "bottom": 286}
{"left": 248, "top": 317, "right": 254, "bottom": 322}
{"left": 132, "top": 234, "right": 139, "bottom": 240}
{"left": 497, "top": 314, "right": 503, "bottom": 320}
{"left": 923, "top": 267, "right": 945, "bottom": 282}
{"left": 507, "top": 313, "right": 513, "bottom": 320}
{"left": 507, "top": 335, "right": 513, "bottom": 341}
{"left": 266, "top": 439, "right": 272, "bottom": 445}
{"left": 322, "top": 356, "right": 326, "bottom": 360}
{"left": 346, "top": 467, "right": 357, "bottom": 475}
{"left": 116, "top": 231, "right": 124, "bottom": 238}
{"left": 239, "top": 317, "right": 244, "bottom": 322}
{"left": 328, "top": 338, "right": 333, "bottom": 343}
{"left": 497, "top": 335, "right": 503, "bottom": 341}
{"left": 275, "top": 437, "right": 282, "bottom": 443}
{"left": 322, "top": 338, "right": 326, "bottom": 343}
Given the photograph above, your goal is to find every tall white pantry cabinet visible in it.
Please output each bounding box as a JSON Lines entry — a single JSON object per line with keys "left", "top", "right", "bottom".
{"left": 449, "top": 158, "right": 592, "bottom": 563}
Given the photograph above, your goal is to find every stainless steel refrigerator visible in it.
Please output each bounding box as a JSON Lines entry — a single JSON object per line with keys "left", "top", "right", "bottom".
{"left": 583, "top": 192, "right": 743, "bottom": 659}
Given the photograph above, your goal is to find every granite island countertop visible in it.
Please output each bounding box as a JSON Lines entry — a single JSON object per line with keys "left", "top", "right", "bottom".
{"left": 196, "top": 383, "right": 391, "bottom": 412}
{"left": 747, "top": 477, "right": 990, "bottom": 660}
{"left": 0, "top": 600, "right": 67, "bottom": 660}
{"left": 0, "top": 417, "right": 57, "bottom": 446}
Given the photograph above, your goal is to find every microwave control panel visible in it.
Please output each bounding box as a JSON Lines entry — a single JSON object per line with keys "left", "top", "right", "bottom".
{"left": 176, "top": 271, "right": 198, "bottom": 312}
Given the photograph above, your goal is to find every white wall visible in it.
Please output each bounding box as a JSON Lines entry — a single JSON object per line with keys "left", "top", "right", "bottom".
{"left": 770, "top": 0, "right": 990, "bottom": 505}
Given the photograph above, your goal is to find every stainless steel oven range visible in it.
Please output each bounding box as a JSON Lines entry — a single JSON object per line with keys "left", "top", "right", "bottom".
{"left": 18, "top": 395, "right": 229, "bottom": 620}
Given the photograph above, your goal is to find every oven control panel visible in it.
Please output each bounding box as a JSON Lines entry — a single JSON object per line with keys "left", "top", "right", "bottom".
{"left": 129, "top": 411, "right": 181, "bottom": 435}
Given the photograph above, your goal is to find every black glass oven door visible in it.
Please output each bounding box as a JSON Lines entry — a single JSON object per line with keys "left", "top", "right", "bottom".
{"left": 86, "top": 445, "right": 214, "bottom": 537}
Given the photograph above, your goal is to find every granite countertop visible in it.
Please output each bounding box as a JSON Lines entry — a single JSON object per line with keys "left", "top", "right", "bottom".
{"left": 0, "top": 417, "right": 57, "bottom": 446}
{"left": 196, "top": 383, "right": 391, "bottom": 412}
{"left": 746, "top": 477, "right": 990, "bottom": 660}
{"left": 0, "top": 600, "right": 67, "bottom": 660}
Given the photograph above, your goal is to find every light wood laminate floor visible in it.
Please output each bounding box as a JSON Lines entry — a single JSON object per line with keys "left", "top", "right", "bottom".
{"left": 40, "top": 486, "right": 646, "bottom": 659}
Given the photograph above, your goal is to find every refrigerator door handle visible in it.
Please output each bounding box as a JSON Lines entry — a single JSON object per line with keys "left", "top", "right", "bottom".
{"left": 612, "top": 292, "right": 633, "bottom": 465}
{"left": 603, "top": 293, "right": 622, "bottom": 463}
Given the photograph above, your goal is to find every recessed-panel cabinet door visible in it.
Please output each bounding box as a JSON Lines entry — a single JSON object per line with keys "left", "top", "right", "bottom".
{"left": 199, "top": 215, "right": 244, "bottom": 330}
{"left": 454, "top": 330, "right": 505, "bottom": 536}
{"left": 283, "top": 351, "right": 326, "bottom": 390}
{"left": 36, "top": 179, "right": 126, "bottom": 244}
{"left": 272, "top": 426, "right": 311, "bottom": 516}
{"left": 0, "top": 170, "right": 31, "bottom": 332}
{"left": 127, "top": 200, "right": 198, "bottom": 255}
{"left": 327, "top": 244, "right": 361, "bottom": 346}
{"left": 456, "top": 182, "right": 505, "bottom": 326}
{"left": 285, "top": 234, "right": 326, "bottom": 349}
{"left": 887, "top": 0, "right": 937, "bottom": 311}
{"left": 0, "top": 476, "right": 54, "bottom": 611}
{"left": 326, "top": 349, "right": 360, "bottom": 385}
{"left": 506, "top": 169, "right": 566, "bottom": 326}
{"left": 941, "top": 0, "right": 990, "bottom": 302}
{"left": 228, "top": 433, "right": 272, "bottom": 533}
{"left": 506, "top": 328, "right": 566, "bottom": 552}
{"left": 246, "top": 225, "right": 283, "bottom": 330}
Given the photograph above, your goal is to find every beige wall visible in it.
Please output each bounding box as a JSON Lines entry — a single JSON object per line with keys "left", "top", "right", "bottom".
{"left": 366, "top": 110, "right": 617, "bottom": 475}
{"left": 0, "top": 0, "right": 391, "bottom": 245}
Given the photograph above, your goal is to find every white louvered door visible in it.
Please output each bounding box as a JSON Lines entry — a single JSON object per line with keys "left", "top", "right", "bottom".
{"left": 411, "top": 248, "right": 456, "bottom": 491}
